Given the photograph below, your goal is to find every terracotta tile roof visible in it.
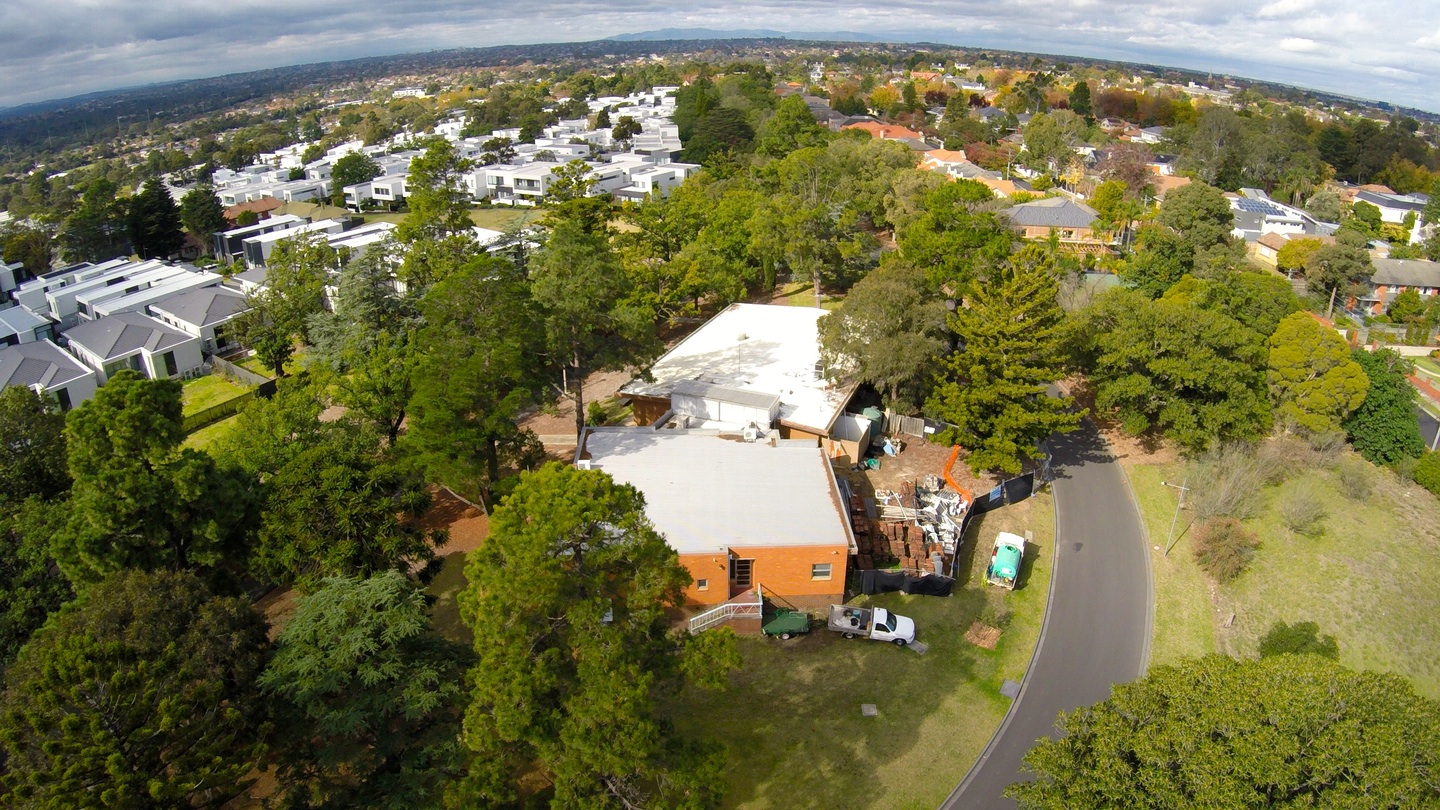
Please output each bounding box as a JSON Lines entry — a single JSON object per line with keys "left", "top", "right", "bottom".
{"left": 841, "top": 121, "right": 926, "bottom": 141}
{"left": 223, "top": 198, "right": 283, "bottom": 221}
{"left": 1256, "top": 232, "right": 1289, "bottom": 251}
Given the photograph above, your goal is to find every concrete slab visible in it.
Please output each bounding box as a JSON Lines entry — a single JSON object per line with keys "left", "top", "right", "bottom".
{"left": 861, "top": 703, "right": 878, "bottom": 717}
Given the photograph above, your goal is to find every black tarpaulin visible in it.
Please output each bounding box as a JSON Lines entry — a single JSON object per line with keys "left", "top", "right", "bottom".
{"left": 859, "top": 569, "right": 955, "bottom": 596}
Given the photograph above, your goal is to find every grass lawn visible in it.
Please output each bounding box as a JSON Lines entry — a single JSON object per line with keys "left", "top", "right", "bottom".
{"left": 182, "top": 414, "right": 240, "bottom": 453}
{"left": 427, "top": 553, "right": 474, "bottom": 647}
{"left": 181, "top": 374, "right": 250, "bottom": 415}
{"left": 1413, "top": 355, "right": 1440, "bottom": 377}
{"left": 1121, "top": 462, "right": 1217, "bottom": 667}
{"left": 772, "top": 280, "right": 845, "bottom": 312}
{"left": 661, "top": 492, "right": 1054, "bottom": 810}
{"left": 469, "top": 207, "right": 540, "bottom": 231}
{"left": 1124, "top": 454, "right": 1440, "bottom": 698}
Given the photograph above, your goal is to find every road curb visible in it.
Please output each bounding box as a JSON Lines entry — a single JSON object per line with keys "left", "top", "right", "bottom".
{"left": 941, "top": 438, "right": 1067, "bottom": 807}
{"left": 1113, "top": 457, "right": 1155, "bottom": 676}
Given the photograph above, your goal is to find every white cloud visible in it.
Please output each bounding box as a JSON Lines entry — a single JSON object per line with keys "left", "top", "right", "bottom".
{"left": 1278, "top": 37, "right": 1320, "bottom": 53}
{"left": 0, "top": 0, "right": 1438, "bottom": 112}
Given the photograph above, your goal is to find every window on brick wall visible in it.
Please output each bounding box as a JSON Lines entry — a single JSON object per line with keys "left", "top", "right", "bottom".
{"left": 696, "top": 579, "right": 708, "bottom": 591}
{"left": 811, "top": 563, "right": 832, "bottom": 581}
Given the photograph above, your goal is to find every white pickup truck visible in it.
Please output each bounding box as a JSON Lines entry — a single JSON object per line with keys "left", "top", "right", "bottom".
{"left": 827, "top": 605, "right": 917, "bottom": 646}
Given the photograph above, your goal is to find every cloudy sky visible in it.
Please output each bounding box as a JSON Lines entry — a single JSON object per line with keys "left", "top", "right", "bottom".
{"left": 3, "top": 0, "right": 1440, "bottom": 113}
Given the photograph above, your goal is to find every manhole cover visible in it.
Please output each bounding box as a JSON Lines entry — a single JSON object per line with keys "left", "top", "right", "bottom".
{"left": 1000, "top": 679, "right": 1022, "bottom": 699}
{"left": 861, "top": 703, "right": 878, "bottom": 717}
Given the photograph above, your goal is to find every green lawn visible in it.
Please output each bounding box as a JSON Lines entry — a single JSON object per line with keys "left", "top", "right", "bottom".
{"left": 662, "top": 492, "right": 1054, "bottom": 810}
{"left": 1122, "top": 462, "right": 1217, "bottom": 667}
{"left": 182, "top": 414, "right": 240, "bottom": 453}
{"left": 1413, "top": 355, "right": 1440, "bottom": 377}
{"left": 427, "top": 553, "right": 474, "bottom": 647}
{"left": 773, "top": 280, "right": 845, "bottom": 312}
{"left": 1124, "top": 454, "right": 1440, "bottom": 698}
{"left": 181, "top": 374, "right": 250, "bottom": 415}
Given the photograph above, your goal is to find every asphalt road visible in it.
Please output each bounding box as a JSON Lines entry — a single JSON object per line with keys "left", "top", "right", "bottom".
{"left": 941, "top": 421, "right": 1151, "bottom": 810}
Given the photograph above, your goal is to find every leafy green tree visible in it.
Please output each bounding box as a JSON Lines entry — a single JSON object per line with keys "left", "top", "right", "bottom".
{"left": 1267, "top": 312, "right": 1368, "bottom": 434}
{"left": 0, "top": 498, "right": 71, "bottom": 667}
{"left": 1304, "top": 243, "right": 1372, "bottom": 298}
{"left": 1021, "top": 113, "right": 1073, "bottom": 176}
{"left": 60, "top": 371, "right": 254, "bottom": 583}
{"left": 479, "top": 136, "right": 517, "bottom": 165}
{"left": 1180, "top": 270, "right": 1301, "bottom": 337}
{"left": 253, "top": 446, "right": 439, "bottom": 589}
{"left": 455, "top": 463, "right": 738, "bottom": 807}
{"left": 1068, "top": 81, "right": 1092, "bottom": 118}
{"left": 234, "top": 231, "right": 335, "bottom": 375}
{"left": 611, "top": 115, "right": 642, "bottom": 145}
{"left": 235, "top": 209, "right": 260, "bottom": 227}
{"left": 1154, "top": 181, "right": 1234, "bottom": 259}
{"left": 126, "top": 176, "right": 185, "bottom": 259}
{"left": 1120, "top": 225, "right": 1192, "bottom": 298}
{"left": 1088, "top": 180, "right": 1128, "bottom": 229}
{"left": 331, "top": 152, "right": 382, "bottom": 195}
{"left": 212, "top": 375, "right": 334, "bottom": 476}
{"left": 179, "top": 184, "right": 227, "bottom": 255}
{"left": 261, "top": 571, "right": 472, "bottom": 809}
{"left": 0, "top": 386, "right": 70, "bottom": 505}
{"left": 532, "top": 220, "right": 659, "bottom": 440}
{"left": 57, "top": 179, "right": 127, "bottom": 263}
{"left": 1, "top": 225, "right": 53, "bottom": 279}
{"left": 1275, "top": 236, "right": 1323, "bottom": 276}
{"left": 396, "top": 139, "right": 474, "bottom": 244}
{"left": 1388, "top": 287, "right": 1425, "bottom": 321}
{"left": 1005, "top": 654, "right": 1440, "bottom": 809}
{"left": 898, "top": 180, "right": 1016, "bottom": 289}
{"left": 682, "top": 107, "right": 755, "bottom": 164}
{"left": 1352, "top": 199, "right": 1383, "bottom": 235}
{"left": 1072, "top": 290, "right": 1270, "bottom": 450}
{"left": 928, "top": 246, "right": 1083, "bottom": 473}
{"left": 820, "top": 259, "right": 947, "bottom": 408}
{"left": 407, "top": 255, "right": 546, "bottom": 506}
{"left": 0, "top": 569, "right": 269, "bottom": 808}
{"left": 1304, "top": 189, "right": 1343, "bottom": 223}
{"left": 755, "top": 95, "right": 830, "bottom": 158}
{"left": 1258, "top": 620, "right": 1339, "bottom": 660}
{"left": 1344, "top": 347, "right": 1424, "bottom": 465}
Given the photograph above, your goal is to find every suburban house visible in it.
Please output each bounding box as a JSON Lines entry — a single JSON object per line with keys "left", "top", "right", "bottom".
{"left": 1002, "top": 197, "right": 1117, "bottom": 253}
{"left": 63, "top": 311, "right": 203, "bottom": 384}
{"left": 841, "top": 121, "right": 928, "bottom": 142}
{"left": 13, "top": 259, "right": 218, "bottom": 329}
{"left": 1229, "top": 190, "right": 1333, "bottom": 242}
{"left": 1355, "top": 189, "right": 1428, "bottom": 224}
{"left": 0, "top": 305, "right": 54, "bottom": 347}
{"left": 1353, "top": 257, "right": 1440, "bottom": 316}
{"left": 213, "top": 214, "right": 308, "bottom": 263}
{"left": 147, "top": 286, "right": 250, "bottom": 356}
{"left": 619, "top": 303, "right": 870, "bottom": 456}
{"left": 1251, "top": 231, "right": 1333, "bottom": 269}
{"left": 578, "top": 428, "right": 855, "bottom": 611}
{"left": 0, "top": 339, "right": 97, "bottom": 410}
{"left": 240, "top": 219, "right": 351, "bottom": 269}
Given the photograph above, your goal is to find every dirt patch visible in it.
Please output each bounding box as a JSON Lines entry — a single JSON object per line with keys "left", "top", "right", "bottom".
{"left": 964, "top": 621, "right": 1002, "bottom": 649}
{"left": 519, "top": 367, "right": 637, "bottom": 442}
{"left": 256, "top": 587, "right": 300, "bottom": 639}
{"left": 419, "top": 485, "right": 490, "bottom": 556}
{"left": 1060, "top": 375, "right": 1179, "bottom": 465}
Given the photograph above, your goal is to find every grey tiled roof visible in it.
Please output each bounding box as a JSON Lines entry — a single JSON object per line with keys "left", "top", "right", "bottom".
{"left": 1003, "top": 197, "right": 1100, "bottom": 229}
{"left": 0, "top": 339, "right": 91, "bottom": 389}
{"left": 149, "top": 286, "right": 248, "bottom": 328}
{"left": 1371, "top": 258, "right": 1440, "bottom": 288}
{"left": 63, "top": 312, "right": 193, "bottom": 361}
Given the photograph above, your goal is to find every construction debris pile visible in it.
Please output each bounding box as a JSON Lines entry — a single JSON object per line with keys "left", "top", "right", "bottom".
{"left": 853, "top": 476, "right": 967, "bottom": 575}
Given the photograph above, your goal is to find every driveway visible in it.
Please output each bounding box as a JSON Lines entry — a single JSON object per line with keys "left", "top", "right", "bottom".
{"left": 941, "top": 421, "right": 1151, "bottom": 809}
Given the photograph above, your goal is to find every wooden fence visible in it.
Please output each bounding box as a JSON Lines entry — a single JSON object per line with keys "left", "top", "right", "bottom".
{"left": 211, "top": 354, "right": 271, "bottom": 387}
{"left": 181, "top": 389, "right": 255, "bottom": 433}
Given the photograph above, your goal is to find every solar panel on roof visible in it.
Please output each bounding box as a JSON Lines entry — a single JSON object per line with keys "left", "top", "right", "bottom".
{"left": 1235, "top": 199, "right": 1281, "bottom": 214}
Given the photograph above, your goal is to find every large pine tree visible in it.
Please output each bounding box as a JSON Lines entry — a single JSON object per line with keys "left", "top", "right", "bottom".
{"left": 927, "top": 244, "right": 1083, "bottom": 474}
{"left": 126, "top": 177, "right": 185, "bottom": 259}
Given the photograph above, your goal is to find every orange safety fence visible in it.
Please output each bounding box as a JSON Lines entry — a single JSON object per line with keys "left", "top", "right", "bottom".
{"left": 942, "top": 445, "right": 973, "bottom": 508}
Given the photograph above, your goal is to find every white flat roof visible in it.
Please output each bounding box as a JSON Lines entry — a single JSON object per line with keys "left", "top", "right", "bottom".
{"left": 583, "top": 430, "right": 852, "bottom": 555}
{"left": 620, "top": 303, "right": 850, "bottom": 435}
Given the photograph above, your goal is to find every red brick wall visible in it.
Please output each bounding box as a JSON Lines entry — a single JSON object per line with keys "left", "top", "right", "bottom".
{"left": 678, "top": 544, "right": 849, "bottom": 606}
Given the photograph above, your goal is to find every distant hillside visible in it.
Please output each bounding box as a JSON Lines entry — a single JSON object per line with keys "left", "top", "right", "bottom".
{"left": 607, "top": 28, "right": 893, "bottom": 43}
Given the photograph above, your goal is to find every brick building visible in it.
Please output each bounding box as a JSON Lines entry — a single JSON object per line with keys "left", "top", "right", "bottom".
{"left": 579, "top": 428, "right": 855, "bottom": 612}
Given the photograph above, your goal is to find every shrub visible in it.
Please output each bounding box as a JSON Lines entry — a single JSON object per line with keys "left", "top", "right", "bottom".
{"left": 1192, "top": 517, "right": 1259, "bottom": 584}
{"left": 1416, "top": 451, "right": 1440, "bottom": 497}
{"left": 1336, "top": 456, "right": 1373, "bottom": 501}
{"left": 1188, "top": 444, "right": 1266, "bottom": 521}
{"left": 1258, "top": 620, "right": 1340, "bottom": 660}
{"left": 1278, "top": 480, "right": 1328, "bottom": 537}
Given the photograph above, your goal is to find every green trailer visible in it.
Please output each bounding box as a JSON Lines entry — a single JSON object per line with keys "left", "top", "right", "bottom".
{"left": 986, "top": 531, "right": 1026, "bottom": 590}
{"left": 762, "top": 608, "right": 811, "bottom": 640}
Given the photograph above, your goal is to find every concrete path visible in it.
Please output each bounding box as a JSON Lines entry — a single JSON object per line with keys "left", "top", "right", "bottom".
{"left": 941, "top": 422, "right": 1151, "bottom": 809}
